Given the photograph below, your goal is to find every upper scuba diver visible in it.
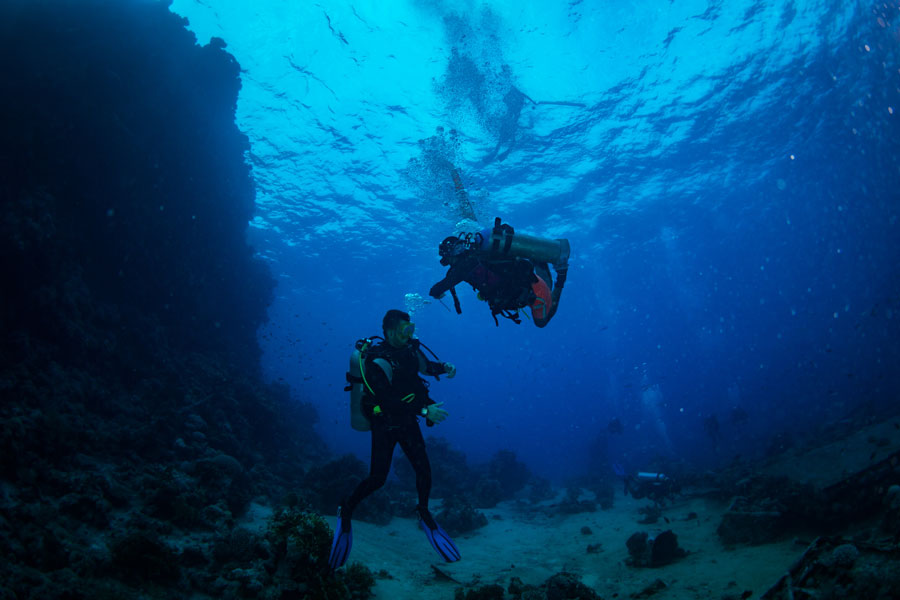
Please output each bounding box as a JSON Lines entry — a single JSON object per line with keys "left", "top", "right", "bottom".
{"left": 613, "top": 464, "right": 681, "bottom": 506}
{"left": 429, "top": 217, "right": 570, "bottom": 327}
{"left": 329, "top": 310, "right": 461, "bottom": 570}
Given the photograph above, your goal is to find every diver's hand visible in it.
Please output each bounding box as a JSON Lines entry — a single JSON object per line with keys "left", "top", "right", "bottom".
{"left": 425, "top": 402, "right": 448, "bottom": 423}
{"left": 443, "top": 362, "right": 456, "bottom": 378}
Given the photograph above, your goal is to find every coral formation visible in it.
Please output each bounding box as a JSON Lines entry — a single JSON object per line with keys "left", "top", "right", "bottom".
{"left": 437, "top": 494, "right": 489, "bottom": 536}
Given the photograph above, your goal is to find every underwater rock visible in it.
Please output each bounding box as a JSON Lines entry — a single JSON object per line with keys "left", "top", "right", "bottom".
{"left": 717, "top": 495, "right": 784, "bottom": 546}
{"left": 485, "top": 449, "right": 532, "bottom": 498}
{"left": 759, "top": 536, "right": 900, "bottom": 599}
{"left": 58, "top": 492, "right": 111, "bottom": 529}
{"left": 108, "top": 531, "right": 181, "bottom": 585}
{"left": 505, "top": 573, "right": 600, "bottom": 600}
{"left": 438, "top": 495, "right": 489, "bottom": 535}
{"left": 637, "top": 504, "right": 662, "bottom": 524}
{"left": 527, "top": 477, "right": 556, "bottom": 504}
{"left": 631, "top": 578, "right": 667, "bottom": 598}
{"left": 455, "top": 583, "right": 505, "bottom": 600}
{"left": 649, "top": 530, "right": 687, "bottom": 566}
{"left": 395, "top": 436, "right": 474, "bottom": 499}
{"left": 626, "top": 530, "right": 688, "bottom": 567}
{"left": 473, "top": 477, "right": 504, "bottom": 508}
{"left": 303, "top": 454, "right": 369, "bottom": 515}
{"left": 0, "top": 1, "right": 333, "bottom": 597}
{"left": 212, "top": 526, "right": 267, "bottom": 566}
{"left": 881, "top": 484, "right": 900, "bottom": 537}
{"left": 626, "top": 531, "right": 649, "bottom": 559}
{"left": 185, "top": 413, "right": 208, "bottom": 431}
{"left": 558, "top": 485, "right": 597, "bottom": 515}
{"left": 544, "top": 572, "right": 600, "bottom": 600}
{"left": 827, "top": 543, "right": 860, "bottom": 568}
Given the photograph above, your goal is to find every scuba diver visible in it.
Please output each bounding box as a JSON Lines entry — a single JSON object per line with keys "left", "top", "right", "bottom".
{"left": 482, "top": 65, "right": 537, "bottom": 164}
{"left": 330, "top": 310, "right": 460, "bottom": 570}
{"left": 617, "top": 467, "right": 681, "bottom": 505}
{"left": 428, "top": 217, "right": 570, "bottom": 327}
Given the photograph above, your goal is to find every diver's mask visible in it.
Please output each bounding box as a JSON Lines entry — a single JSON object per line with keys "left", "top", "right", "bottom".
{"left": 439, "top": 236, "right": 467, "bottom": 266}
{"left": 399, "top": 322, "right": 416, "bottom": 338}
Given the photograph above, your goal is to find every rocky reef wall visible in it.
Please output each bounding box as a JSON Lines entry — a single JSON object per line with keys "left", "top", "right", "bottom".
{"left": 2, "top": 0, "right": 270, "bottom": 365}
{"left": 0, "top": 2, "right": 330, "bottom": 597}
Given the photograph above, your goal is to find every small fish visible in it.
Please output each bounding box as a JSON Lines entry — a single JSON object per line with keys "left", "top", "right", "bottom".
{"left": 663, "top": 517, "right": 670, "bottom": 524}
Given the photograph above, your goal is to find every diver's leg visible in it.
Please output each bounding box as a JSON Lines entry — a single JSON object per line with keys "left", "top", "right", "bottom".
{"left": 346, "top": 424, "right": 396, "bottom": 516}
{"left": 534, "top": 262, "right": 553, "bottom": 289}
{"left": 551, "top": 264, "right": 567, "bottom": 309}
{"left": 534, "top": 264, "right": 567, "bottom": 327}
{"left": 398, "top": 420, "right": 432, "bottom": 509}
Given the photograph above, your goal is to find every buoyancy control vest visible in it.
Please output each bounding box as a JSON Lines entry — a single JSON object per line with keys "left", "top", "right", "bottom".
{"left": 344, "top": 337, "right": 443, "bottom": 431}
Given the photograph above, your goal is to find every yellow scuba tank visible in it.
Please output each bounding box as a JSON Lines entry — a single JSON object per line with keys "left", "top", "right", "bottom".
{"left": 348, "top": 344, "right": 370, "bottom": 432}
{"left": 348, "top": 339, "right": 392, "bottom": 432}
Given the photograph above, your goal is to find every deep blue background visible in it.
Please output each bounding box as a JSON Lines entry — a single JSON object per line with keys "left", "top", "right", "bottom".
{"left": 171, "top": 0, "right": 900, "bottom": 480}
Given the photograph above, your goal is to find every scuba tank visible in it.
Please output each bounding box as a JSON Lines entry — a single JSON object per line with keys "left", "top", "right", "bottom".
{"left": 636, "top": 472, "right": 670, "bottom": 483}
{"left": 479, "top": 217, "right": 570, "bottom": 266}
{"left": 346, "top": 338, "right": 392, "bottom": 432}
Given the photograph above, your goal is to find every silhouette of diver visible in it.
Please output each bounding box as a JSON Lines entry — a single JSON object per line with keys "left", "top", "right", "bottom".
{"left": 483, "top": 66, "right": 536, "bottom": 163}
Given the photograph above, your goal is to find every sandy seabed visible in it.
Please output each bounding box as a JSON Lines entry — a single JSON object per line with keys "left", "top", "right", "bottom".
{"left": 336, "top": 493, "right": 800, "bottom": 600}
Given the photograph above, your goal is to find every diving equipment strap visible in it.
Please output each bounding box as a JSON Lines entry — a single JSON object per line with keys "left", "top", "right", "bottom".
{"left": 449, "top": 287, "right": 462, "bottom": 314}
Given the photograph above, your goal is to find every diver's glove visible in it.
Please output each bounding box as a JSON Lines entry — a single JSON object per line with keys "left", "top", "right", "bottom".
{"left": 424, "top": 402, "right": 449, "bottom": 424}
{"left": 443, "top": 362, "right": 457, "bottom": 378}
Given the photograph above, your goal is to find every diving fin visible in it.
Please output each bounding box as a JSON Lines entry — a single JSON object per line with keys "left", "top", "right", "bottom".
{"left": 327, "top": 508, "right": 353, "bottom": 571}
{"left": 417, "top": 506, "right": 461, "bottom": 562}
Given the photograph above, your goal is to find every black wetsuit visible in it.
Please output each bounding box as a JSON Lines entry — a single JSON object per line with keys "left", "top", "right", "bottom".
{"left": 429, "top": 254, "right": 537, "bottom": 314}
{"left": 345, "top": 340, "right": 445, "bottom": 517}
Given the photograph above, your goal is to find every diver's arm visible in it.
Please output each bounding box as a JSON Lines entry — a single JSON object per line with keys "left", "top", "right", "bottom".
{"left": 429, "top": 271, "right": 461, "bottom": 298}
{"left": 428, "top": 257, "right": 476, "bottom": 298}
{"left": 417, "top": 352, "right": 455, "bottom": 378}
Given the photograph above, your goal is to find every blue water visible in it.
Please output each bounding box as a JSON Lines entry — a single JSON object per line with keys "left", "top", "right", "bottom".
{"left": 170, "top": 0, "right": 900, "bottom": 480}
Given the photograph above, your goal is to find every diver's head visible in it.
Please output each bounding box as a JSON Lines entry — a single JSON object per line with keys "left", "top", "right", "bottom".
{"left": 383, "top": 309, "right": 415, "bottom": 347}
{"left": 439, "top": 236, "right": 467, "bottom": 266}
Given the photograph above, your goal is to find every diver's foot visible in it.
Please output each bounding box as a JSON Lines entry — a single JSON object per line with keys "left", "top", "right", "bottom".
{"left": 327, "top": 506, "right": 353, "bottom": 571}
{"left": 417, "top": 505, "right": 461, "bottom": 562}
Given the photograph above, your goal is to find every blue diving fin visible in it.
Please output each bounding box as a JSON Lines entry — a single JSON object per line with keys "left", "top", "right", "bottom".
{"left": 327, "top": 509, "right": 353, "bottom": 571}
{"left": 417, "top": 506, "right": 461, "bottom": 562}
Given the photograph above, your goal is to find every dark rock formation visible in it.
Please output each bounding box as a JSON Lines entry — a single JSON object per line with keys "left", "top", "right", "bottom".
{"left": 626, "top": 529, "right": 688, "bottom": 567}
{"left": 1, "top": 0, "right": 269, "bottom": 368}
{"left": 0, "top": 1, "right": 333, "bottom": 598}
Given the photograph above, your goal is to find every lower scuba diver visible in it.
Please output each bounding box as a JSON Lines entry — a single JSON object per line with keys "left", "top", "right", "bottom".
{"left": 429, "top": 217, "right": 570, "bottom": 327}
{"left": 329, "top": 309, "right": 461, "bottom": 570}
{"left": 622, "top": 470, "right": 681, "bottom": 505}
